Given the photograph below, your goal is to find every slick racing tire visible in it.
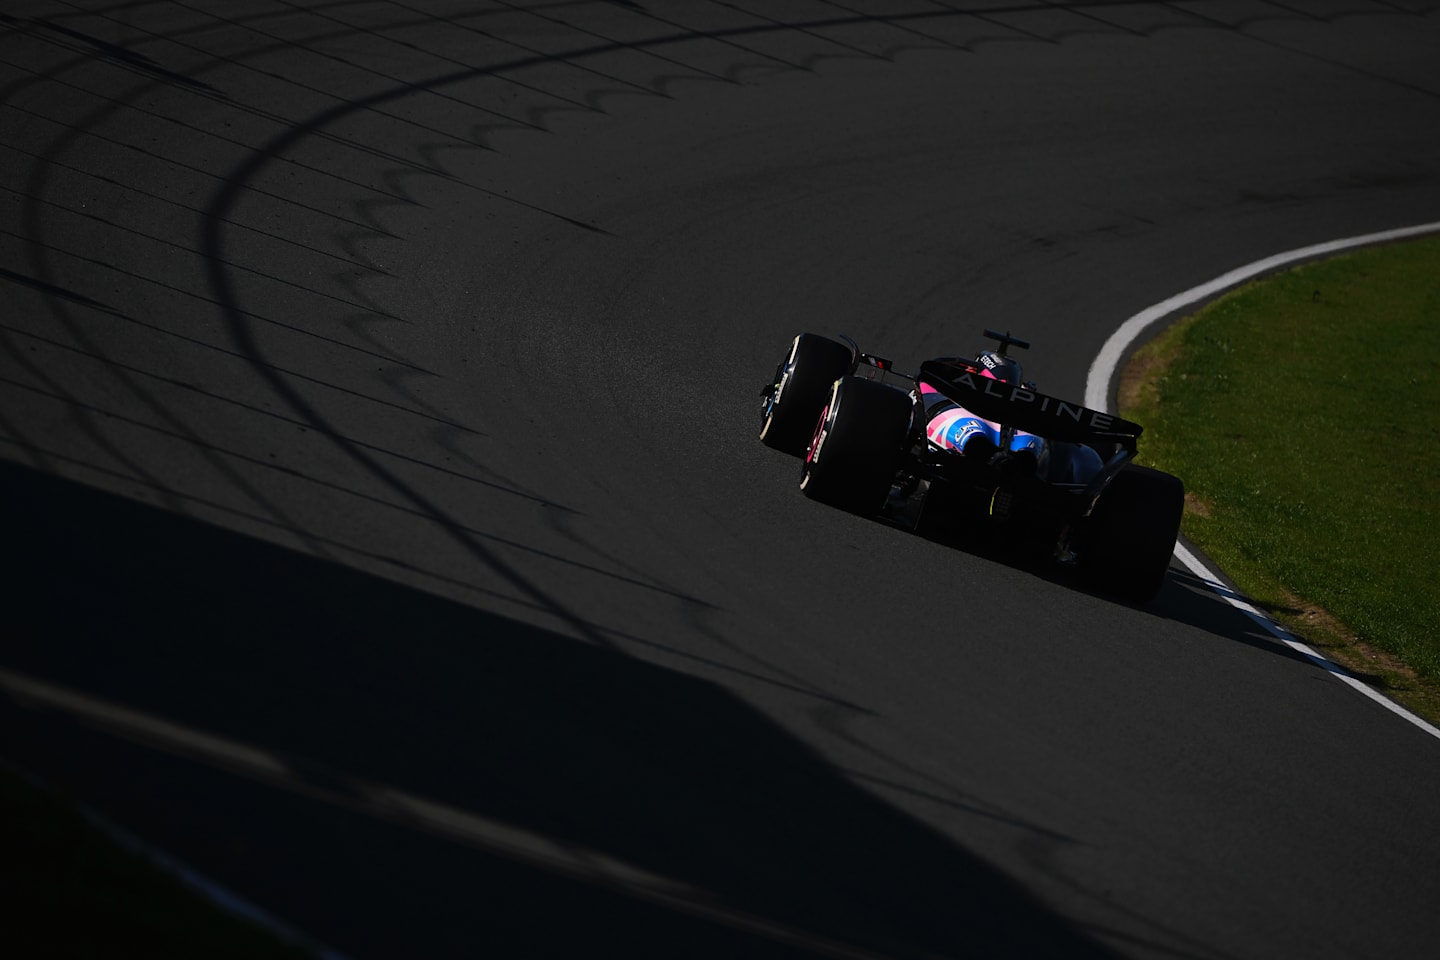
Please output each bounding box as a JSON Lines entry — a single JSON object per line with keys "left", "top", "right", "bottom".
{"left": 800, "top": 376, "right": 913, "bottom": 514}
{"left": 1076, "top": 465, "right": 1184, "bottom": 603}
{"left": 760, "top": 333, "right": 854, "bottom": 456}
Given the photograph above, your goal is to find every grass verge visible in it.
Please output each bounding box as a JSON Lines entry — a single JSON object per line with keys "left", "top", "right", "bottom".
{"left": 1, "top": 766, "right": 319, "bottom": 959}
{"left": 1120, "top": 233, "right": 1440, "bottom": 726}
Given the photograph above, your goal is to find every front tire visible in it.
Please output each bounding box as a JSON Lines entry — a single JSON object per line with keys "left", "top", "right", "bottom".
{"left": 760, "top": 334, "right": 855, "bottom": 456}
{"left": 1076, "top": 465, "right": 1184, "bottom": 602}
{"left": 800, "top": 377, "right": 914, "bottom": 514}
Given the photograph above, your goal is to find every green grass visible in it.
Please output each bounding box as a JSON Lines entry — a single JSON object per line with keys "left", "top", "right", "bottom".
{"left": 1122, "top": 233, "right": 1440, "bottom": 717}
{"left": 1, "top": 767, "right": 319, "bottom": 960}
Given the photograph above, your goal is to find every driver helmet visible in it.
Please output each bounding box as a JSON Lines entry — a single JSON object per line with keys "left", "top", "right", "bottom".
{"left": 976, "top": 350, "right": 1023, "bottom": 384}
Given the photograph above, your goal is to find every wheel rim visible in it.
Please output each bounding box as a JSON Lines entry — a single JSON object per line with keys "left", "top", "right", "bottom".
{"left": 805, "top": 403, "right": 830, "bottom": 462}
{"left": 761, "top": 338, "right": 801, "bottom": 433}
{"left": 800, "top": 382, "right": 839, "bottom": 490}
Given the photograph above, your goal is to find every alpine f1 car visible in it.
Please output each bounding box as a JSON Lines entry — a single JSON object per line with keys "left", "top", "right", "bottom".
{"left": 759, "top": 330, "right": 1184, "bottom": 602}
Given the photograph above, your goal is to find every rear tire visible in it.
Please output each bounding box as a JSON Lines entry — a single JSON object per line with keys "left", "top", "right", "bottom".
{"left": 1076, "top": 465, "right": 1184, "bottom": 602}
{"left": 760, "top": 334, "right": 854, "bottom": 456}
{"left": 800, "top": 377, "right": 914, "bottom": 514}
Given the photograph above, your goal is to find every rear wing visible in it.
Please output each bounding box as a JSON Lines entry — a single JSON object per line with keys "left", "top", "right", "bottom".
{"left": 919, "top": 358, "right": 1142, "bottom": 451}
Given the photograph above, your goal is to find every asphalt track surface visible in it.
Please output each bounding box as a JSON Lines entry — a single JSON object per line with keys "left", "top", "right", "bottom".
{"left": 3, "top": 2, "right": 1440, "bottom": 958}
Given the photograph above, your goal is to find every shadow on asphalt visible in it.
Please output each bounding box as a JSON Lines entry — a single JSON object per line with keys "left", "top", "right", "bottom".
{"left": 0, "top": 459, "right": 1119, "bottom": 959}
{"left": 1155, "top": 563, "right": 1399, "bottom": 687}
{"left": 883, "top": 496, "right": 1364, "bottom": 696}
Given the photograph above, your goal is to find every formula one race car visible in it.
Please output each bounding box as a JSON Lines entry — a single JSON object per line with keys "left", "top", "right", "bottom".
{"left": 759, "top": 330, "right": 1184, "bottom": 602}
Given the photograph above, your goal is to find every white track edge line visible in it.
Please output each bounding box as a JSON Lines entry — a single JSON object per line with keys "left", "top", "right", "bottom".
{"left": 1084, "top": 221, "right": 1440, "bottom": 743}
{"left": 1171, "top": 541, "right": 1440, "bottom": 739}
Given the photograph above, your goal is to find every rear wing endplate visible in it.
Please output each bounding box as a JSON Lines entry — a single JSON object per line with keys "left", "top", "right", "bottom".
{"left": 839, "top": 335, "right": 916, "bottom": 388}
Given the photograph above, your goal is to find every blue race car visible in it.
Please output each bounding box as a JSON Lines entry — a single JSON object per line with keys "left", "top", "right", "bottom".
{"left": 760, "top": 330, "right": 1184, "bottom": 602}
